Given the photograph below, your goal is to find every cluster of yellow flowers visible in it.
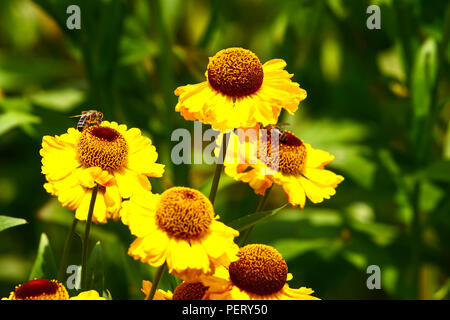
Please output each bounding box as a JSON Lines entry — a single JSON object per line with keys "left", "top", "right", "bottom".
{"left": 6, "top": 47, "right": 343, "bottom": 300}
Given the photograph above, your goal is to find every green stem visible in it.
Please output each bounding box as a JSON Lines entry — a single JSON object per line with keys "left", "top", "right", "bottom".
{"left": 410, "top": 182, "right": 422, "bottom": 299}
{"left": 57, "top": 217, "right": 79, "bottom": 282}
{"left": 408, "top": 5, "right": 450, "bottom": 299}
{"left": 198, "top": 0, "right": 222, "bottom": 48}
{"left": 81, "top": 184, "right": 99, "bottom": 291}
{"left": 240, "top": 187, "right": 272, "bottom": 246}
{"left": 209, "top": 133, "right": 229, "bottom": 204}
{"left": 147, "top": 262, "right": 167, "bottom": 300}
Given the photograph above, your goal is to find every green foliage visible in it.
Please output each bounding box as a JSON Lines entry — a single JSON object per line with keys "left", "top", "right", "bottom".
{"left": 86, "top": 241, "right": 105, "bottom": 295}
{"left": 28, "top": 233, "right": 57, "bottom": 280}
{"left": 0, "top": 215, "right": 27, "bottom": 232}
{"left": 0, "top": 111, "right": 40, "bottom": 136}
{"left": 228, "top": 205, "right": 287, "bottom": 232}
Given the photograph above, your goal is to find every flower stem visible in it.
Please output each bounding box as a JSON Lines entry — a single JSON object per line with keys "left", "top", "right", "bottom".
{"left": 410, "top": 182, "right": 422, "bottom": 299}
{"left": 209, "top": 133, "right": 229, "bottom": 204}
{"left": 147, "top": 262, "right": 167, "bottom": 300}
{"left": 240, "top": 186, "right": 272, "bottom": 246}
{"left": 57, "top": 217, "right": 79, "bottom": 282}
{"left": 81, "top": 184, "right": 99, "bottom": 291}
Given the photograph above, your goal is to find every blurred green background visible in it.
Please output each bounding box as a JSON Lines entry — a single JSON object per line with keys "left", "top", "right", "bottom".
{"left": 0, "top": 0, "right": 449, "bottom": 300}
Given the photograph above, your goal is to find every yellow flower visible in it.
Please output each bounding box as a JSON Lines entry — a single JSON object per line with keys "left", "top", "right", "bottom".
{"left": 141, "top": 280, "right": 173, "bottom": 300}
{"left": 2, "top": 279, "right": 69, "bottom": 300}
{"left": 175, "top": 47, "right": 307, "bottom": 132}
{"left": 200, "top": 244, "right": 320, "bottom": 300}
{"left": 219, "top": 126, "right": 344, "bottom": 209}
{"left": 2, "top": 279, "right": 104, "bottom": 300}
{"left": 141, "top": 280, "right": 209, "bottom": 300}
{"left": 122, "top": 187, "right": 239, "bottom": 281}
{"left": 40, "top": 121, "right": 165, "bottom": 224}
{"left": 69, "top": 290, "right": 106, "bottom": 300}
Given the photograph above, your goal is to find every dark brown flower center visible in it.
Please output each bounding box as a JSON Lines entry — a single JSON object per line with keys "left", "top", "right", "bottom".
{"left": 207, "top": 48, "right": 264, "bottom": 97}
{"left": 14, "top": 279, "right": 58, "bottom": 299}
{"left": 229, "top": 244, "right": 288, "bottom": 296}
{"left": 90, "top": 126, "right": 120, "bottom": 141}
{"left": 155, "top": 187, "right": 214, "bottom": 240}
{"left": 172, "top": 282, "right": 208, "bottom": 300}
{"left": 77, "top": 126, "right": 128, "bottom": 171}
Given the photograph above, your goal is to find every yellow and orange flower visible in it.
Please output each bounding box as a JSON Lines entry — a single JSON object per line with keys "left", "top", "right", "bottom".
{"left": 200, "top": 244, "right": 320, "bottom": 300}
{"left": 175, "top": 47, "right": 307, "bottom": 132}
{"left": 218, "top": 126, "right": 344, "bottom": 209}
{"left": 40, "top": 121, "right": 165, "bottom": 224}
{"left": 121, "top": 187, "right": 239, "bottom": 281}
{"left": 2, "top": 279, "right": 105, "bottom": 300}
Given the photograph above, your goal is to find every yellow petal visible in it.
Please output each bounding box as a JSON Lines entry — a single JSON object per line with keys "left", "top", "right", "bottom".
{"left": 114, "top": 168, "right": 151, "bottom": 198}
{"left": 302, "top": 168, "right": 344, "bottom": 187}
{"left": 128, "top": 145, "right": 165, "bottom": 177}
{"left": 120, "top": 198, "right": 158, "bottom": 237}
{"left": 166, "top": 239, "right": 191, "bottom": 273}
{"left": 75, "top": 188, "right": 108, "bottom": 224}
{"left": 69, "top": 290, "right": 106, "bottom": 300}
{"left": 281, "top": 175, "right": 306, "bottom": 209}
{"left": 305, "top": 143, "right": 335, "bottom": 168}
{"left": 188, "top": 240, "right": 212, "bottom": 273}
{"left": 40, "top": 135, "right": 80, "bottom": 181}
{"left": 298, "top": 176, "right": 336, "bottom": 204}
{"left": 104, "top": 185, "right": 122, "bottom": 220}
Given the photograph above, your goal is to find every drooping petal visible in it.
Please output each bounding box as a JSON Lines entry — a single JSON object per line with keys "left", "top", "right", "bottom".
{"left": 114, "top": 168, "right": 151, "bottom": 198}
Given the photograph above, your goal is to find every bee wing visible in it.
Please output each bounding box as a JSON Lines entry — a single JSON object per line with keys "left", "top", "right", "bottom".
{"left": 69, "top": 115, "right": 83, "bottom": 118}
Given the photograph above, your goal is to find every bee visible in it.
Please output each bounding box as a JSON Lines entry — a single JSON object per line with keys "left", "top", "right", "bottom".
{"left": 70, "top": 110, "right": 103, "bottom": 132}
{"left": 263, "top": 123, "right": 302, "bottom": 146}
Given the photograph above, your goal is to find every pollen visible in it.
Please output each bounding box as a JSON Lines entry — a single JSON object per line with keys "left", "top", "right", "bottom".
{"left": 172, "top": 282, "right": 208, "bottom": 300}
{"left": 155, "top": 187, "right": 214, "bottom": 240}
{"left": 11, "top": 279, "right": 69, "bottom": 300}
{"left": 228, "top": 244, "right": 288, "bottom": 296}
{"left": 77, "top": 125, "right": 128, "bottom": 171}
{"left": 258, "top": 126, "right": 307, "bottom": 175}
{"left": 207, "top": 48, "right": 264, "bottom": 97}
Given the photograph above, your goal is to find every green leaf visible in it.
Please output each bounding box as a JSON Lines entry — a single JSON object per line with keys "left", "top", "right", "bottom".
{"left": 271, "top": 238, "right": 340, "bottom": 261}
{"left": 0, "top": 97, "right": 32, "bottom": 113}
{"left": 29, "top": 88, "right": 85, "bottom": 112}
{"left": 0, "top": 111, "right": 40, "bottom": 136}
{"left": 0, "top": 53, "right": 74, "bottom": 91}
{"left": 342, "top": 250, "right": 367, "bottom": 270}
{"left": 228, "top": 205, "right": 287, "bottom": 232}
{"left": 411, "top": 38, "right": 438, "bottom": 145}
{"left": 0, "top": 215, "right": 27, "bottom": 232}
{"left": 434, "top": 278, "right": 450, "bottom": 300}
{"left": 86, "top": 241, "right": 104, "bottom": 294}
{"left": 293, "top": 118, "right": 376, "bottom": 189}
{"left": 350, "top": 221, "right": 399, "bottom": 246}
{"left": 29, "top": 233, "right": 57, "bottom": 280}
{"left": 102, "top": 289, "right": 113, "bottom": 300}
{"left": 420, "top": 160, "right": 450, "bottom": 182}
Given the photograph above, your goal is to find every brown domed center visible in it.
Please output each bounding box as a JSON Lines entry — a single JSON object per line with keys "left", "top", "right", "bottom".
{"left": 207, "top": 48, "right": 264, "bottom": 97}
{"left": 90, "top": 126, "right": 120, "bottom": 141}
{"left": 228, "top": 244, "right": 288, "bottom": 296}
{"left": 77, "top": 125, "right": 128, "bottom": 171}
{"left": 155, "top": 187, "right": 214, "bottom": 240}
{"left": 258, "top": 126, "right": 307, "bottom": 175}
{"left": 172, "top": 282, "right": 208, "bottom": 300}
{"left": 15, "top": 279, "right": 58, "bottom": 299}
